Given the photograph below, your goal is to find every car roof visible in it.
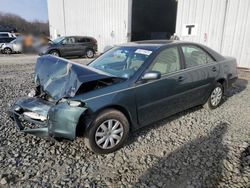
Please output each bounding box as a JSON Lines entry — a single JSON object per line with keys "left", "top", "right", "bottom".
{"left": 119, "top": 40, "right": 186, "bottom": 49}
{"left": 119, "top": 40, "right": 225, "bottom": 61}
{"left": 66, "top": 36, "right": 94, "bottom": 39}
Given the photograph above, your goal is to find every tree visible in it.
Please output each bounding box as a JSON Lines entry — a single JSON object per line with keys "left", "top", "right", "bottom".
{"left": 0, "top": 12, "right": 49, "bottom": 36}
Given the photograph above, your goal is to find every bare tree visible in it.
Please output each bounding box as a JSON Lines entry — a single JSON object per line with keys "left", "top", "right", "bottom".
{"left": 0, "top": 12, "right": 49, "bottom": 36}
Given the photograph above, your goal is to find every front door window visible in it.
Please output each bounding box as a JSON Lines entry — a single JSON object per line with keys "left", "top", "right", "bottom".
{"left": 149, "top": 47, "right": 181, "bottom": 76}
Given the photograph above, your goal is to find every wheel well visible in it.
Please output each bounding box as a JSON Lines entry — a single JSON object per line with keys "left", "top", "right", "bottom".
{"left": 49, "top": 49, "right": 60, "bottom": 55}
{"left": 108, "top": 105, "right": 131, "bottom": 124}
{"left": 85, "top": 48, "right": 95, "bottom": 54}
{"left": 217, "top": 78, "right": 227, "bottom": 90}
{"left": 76, "top": 105, "right": 132, "bottom": 137}
{"left": 4, "top": 47, "right": 12, "bottom": 51}
{"left": 94, "top": 105, "right": 132, "bottom": 126}
{"left": 86, "top": 48, "right": 94, "bottom": 51}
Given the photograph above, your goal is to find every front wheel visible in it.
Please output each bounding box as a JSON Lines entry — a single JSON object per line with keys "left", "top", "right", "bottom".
{"left": 84, "top": 109, "right": 129, "bottom": 154}
{"left": 204, "top": 83, "right": 223, "bottom": 110}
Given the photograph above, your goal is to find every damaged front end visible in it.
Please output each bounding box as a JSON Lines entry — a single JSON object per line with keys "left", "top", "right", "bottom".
{"left": 9, "top": 55, "right": 120, "bottom": 140}
{"left": 10, "top": 97, "right": 87, "bottom": 139}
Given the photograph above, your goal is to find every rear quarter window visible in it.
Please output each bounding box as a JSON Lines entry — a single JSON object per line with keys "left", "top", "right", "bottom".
{"left": 181, "top": 45, "right": 215, "bottom": 68}
{"left": 77, "top": 37, "right": 86, "bottom": 43}
{"left": 85, "top": 38, "right": 91, "bottom": 42}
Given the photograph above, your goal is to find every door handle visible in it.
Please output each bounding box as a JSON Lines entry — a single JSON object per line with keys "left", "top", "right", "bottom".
{"left": 178, "top": 76, "right": 185, "bottom": 82}
{"left": 212, "top": 66, "right": 217, "bottom": 72}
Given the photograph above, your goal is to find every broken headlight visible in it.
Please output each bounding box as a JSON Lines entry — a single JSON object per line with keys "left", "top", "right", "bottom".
{"left": 23, "top": 112, "right": 47, "bottom": 121}
{"left": 67, "top": 100, "right": 85, "bottom": 107}
{"left": 58, "top": 98, "right": 85, "bottom": 107}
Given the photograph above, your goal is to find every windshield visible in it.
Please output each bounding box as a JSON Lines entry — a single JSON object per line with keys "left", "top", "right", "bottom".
{"left": 52, "top": 37, "right": 64, "bottom": 44}
{"left": 89, "top": 47, "right": 154, "bottom": 78}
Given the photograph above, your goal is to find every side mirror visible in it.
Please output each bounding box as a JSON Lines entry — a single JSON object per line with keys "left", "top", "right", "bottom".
{"left": 141, "top": 71, "right": 161, "bottom": 81}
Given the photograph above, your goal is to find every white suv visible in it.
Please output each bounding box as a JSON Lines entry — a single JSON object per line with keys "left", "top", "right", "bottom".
{"left": 0, "top": 32, "right": 16, "bottom": 38}
{"left": 1, "top": 37, "right": 22, "bottom": 54}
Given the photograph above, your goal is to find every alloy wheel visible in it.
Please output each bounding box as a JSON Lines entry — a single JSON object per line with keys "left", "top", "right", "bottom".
{"left": 4, "top": 48, "right": 11, "bottom": 54}
{"left": 51, "top": 51, "right": 59, "bottom": 56}
{"left": 95, "top": 119, "right": 124, "bottom": 149}
{"left": 211, "top": 87, "right": 223, "bottom": 106}
{"left": 86, "top": 50, "right": 94, "bottom": 58}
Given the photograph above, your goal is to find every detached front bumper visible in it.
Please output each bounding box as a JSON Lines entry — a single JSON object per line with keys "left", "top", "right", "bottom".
{"left": 9, "top": 97, "right": 87, "bottom": 140}
{"left": 9, "top": 98, "right": 52, "bottom": 138}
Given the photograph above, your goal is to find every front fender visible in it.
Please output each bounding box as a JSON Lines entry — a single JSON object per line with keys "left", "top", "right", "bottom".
{"left": 48, "top": 102, "right": 87, "bottom": 140}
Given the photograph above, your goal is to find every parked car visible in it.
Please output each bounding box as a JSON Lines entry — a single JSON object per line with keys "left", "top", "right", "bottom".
{"left": 1, "top": 37, "right": 22, "bottom": 54}
{"left": 0, "top": 37, "right": 16, "bottom": 48}
{"left": 0, "top": 32, "right": 16, "bottom": 38}
{"left": 39, "top": 36, "right": 98, "bottom": 58}
{"left": 9, "top": 40, "right": 238, "bottom": 154}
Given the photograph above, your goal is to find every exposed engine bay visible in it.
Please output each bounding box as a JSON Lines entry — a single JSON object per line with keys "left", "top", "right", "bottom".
{"left": 34, "top": 55, "right": 124, "bottom": 101}
{"left": 76, "top": 77, "right": 123, "bottom": 94}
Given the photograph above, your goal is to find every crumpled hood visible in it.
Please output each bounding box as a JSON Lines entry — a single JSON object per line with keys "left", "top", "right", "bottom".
{"left": 35, "top": 55, "right": 113, "bottom": 100}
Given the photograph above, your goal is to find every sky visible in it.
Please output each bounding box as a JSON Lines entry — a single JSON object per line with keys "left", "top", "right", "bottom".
{"left": 0, "top": 0, "right": 48, "bottom": 22}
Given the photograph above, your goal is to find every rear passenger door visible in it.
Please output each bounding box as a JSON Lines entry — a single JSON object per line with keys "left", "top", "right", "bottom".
{"left": 75, "top": 37, "right": 88, "bottom": 56}
{"left": 179, "top": 44, "right": 219, "bottom": 108}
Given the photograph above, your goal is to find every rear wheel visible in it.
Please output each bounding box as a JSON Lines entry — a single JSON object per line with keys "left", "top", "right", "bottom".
{"left": 85, "top": 49, "right": 94, "bottom": 58}
{"left": 3, "top": 48, "right": 12, "bottom": 54}
{"left": 84, "top": 109, "right": 129, "bottom": 154}
{"left": 49, "top": 50, "right": 60, "bottom": 57}
{"left": 204, "top": 83, "right": 223, "bottom": 110}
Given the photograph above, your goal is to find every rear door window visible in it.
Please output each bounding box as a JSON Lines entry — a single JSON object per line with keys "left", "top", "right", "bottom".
{"left": 181, "top": 45, "right": 215, "bottom": 68}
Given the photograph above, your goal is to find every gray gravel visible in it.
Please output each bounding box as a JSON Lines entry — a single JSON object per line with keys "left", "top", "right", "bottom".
{"left": 0, "top": 55, "right": 249, "bottom": 188}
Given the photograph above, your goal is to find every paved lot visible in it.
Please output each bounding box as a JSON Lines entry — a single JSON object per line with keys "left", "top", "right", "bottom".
{"left": 0, "top": 55, "right": 249, "bottom": 187}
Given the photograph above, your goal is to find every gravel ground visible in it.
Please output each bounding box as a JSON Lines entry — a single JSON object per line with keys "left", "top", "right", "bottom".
{"left": 0, "top": 55, "right": 249, "bottom": 188}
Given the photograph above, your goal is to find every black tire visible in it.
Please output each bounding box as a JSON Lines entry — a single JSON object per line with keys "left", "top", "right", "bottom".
{"left": 49, "top": 50, "right": 60, "bottom": 57}
{"left": 84, "top": 109, "right": 129, "bottom": 154}
{"left": 3, "top": 48, "right": 12, "bottom": 54}
{"left": 85, "top": 49, "right": 95, "bottom": 58}
{"left": 204, "top": 83, "right": 224, "bottom": 110}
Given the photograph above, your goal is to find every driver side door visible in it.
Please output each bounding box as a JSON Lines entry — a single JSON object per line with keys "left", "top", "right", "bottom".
{"left": 135, "top": 46, "right": 186, "bottom": 126}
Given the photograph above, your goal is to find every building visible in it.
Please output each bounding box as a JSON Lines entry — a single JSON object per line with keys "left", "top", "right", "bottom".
{"left": 47, "top": 0, "right": 177, "bottom": 52}
{"left": 47, "top": 0, "right": 250, "bottom": 68}
{"left": 175, "top": 0, "right": 250, "bottom": 69}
